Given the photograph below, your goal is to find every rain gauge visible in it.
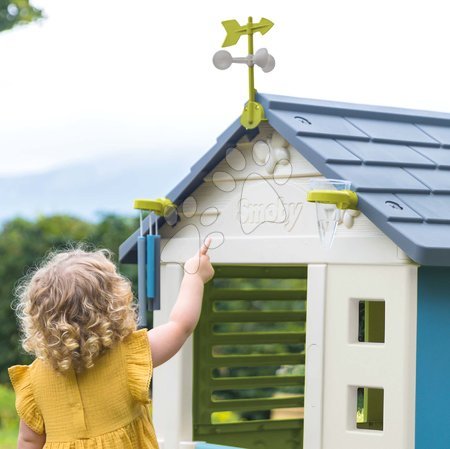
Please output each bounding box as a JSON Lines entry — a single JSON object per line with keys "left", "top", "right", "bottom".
{"left": 307, "top": 179, "right": 358, "bottom": 248}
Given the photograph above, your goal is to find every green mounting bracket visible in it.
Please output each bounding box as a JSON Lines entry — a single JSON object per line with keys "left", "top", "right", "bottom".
{"left": 220, "top": 16, "right": 274, "bottom": 130}
{"left": 133, "top": 198, "right": 176, "bottom": 216}
{"left": 307, "top": 190, "right": 359, "bottom": 210}
{"left": 241, "top": 100, "right": 265, "bottom": 129}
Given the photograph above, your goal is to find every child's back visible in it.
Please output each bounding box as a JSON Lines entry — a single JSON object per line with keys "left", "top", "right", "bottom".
{"left": 9, "top": 328, "right": 157, "bottom": 447}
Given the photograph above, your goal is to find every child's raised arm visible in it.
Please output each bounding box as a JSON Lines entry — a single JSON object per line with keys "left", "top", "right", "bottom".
{"left": 147, "top": 238, "right": 214, "bottom": 368}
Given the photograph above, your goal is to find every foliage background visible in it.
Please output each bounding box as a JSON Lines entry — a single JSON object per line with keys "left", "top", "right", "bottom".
{"left": 0, "top": 0, "right": 42, "bottom": 33}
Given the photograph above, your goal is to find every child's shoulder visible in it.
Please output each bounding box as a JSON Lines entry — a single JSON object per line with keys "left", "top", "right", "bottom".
{"left": 124, "top": 328, "right": 148, "bottom": 341}
{"left": 122, "top": 328, "right": 150, "bottom": 359}
{"left": 9, "top": 358, "right": 63, "bottom": 391}
{"left": 8, "top": 358, "right": 40, "bottom": 378}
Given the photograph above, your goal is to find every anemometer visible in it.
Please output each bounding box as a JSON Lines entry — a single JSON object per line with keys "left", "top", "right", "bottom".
{"left": 212, "top": 17, "right": 275, "bottom": 129}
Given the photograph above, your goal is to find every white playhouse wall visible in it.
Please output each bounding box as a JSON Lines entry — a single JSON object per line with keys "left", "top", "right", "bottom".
{"left": 152, "top": 124, "right": 418, "bottom": 449}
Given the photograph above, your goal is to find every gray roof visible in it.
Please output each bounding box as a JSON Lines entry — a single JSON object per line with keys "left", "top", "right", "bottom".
{"left": 120, "top": 93, "right": 450, "bottom": 266}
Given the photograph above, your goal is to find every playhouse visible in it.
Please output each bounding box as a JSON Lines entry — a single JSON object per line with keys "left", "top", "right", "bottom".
{"left": 120, "top": 93, "right": 450, "bottom": 449}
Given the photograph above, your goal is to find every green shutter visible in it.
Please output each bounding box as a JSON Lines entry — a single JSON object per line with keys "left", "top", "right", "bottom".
{"left": 193, "top": 265, "right": 307, "bottom": 449}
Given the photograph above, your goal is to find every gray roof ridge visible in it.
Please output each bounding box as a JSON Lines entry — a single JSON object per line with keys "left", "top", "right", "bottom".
{"left": 257, "top": 93, "right": 450, "bottom": 125}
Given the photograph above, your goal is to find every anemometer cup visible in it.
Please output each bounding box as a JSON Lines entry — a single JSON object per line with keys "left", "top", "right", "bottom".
{"left": 213, "top": 50, "right": 233, "bottom": 70}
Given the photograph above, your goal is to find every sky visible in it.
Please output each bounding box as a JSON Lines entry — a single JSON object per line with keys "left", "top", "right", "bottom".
{"left": 1, "top": 0, "right": 450, "bottom": 176}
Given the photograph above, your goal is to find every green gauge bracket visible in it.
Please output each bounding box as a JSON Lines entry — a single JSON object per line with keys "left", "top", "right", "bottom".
{"left": 133, "top": 198, "right": 176, "bottom": 216}
{"left": 307, "top": 190, "right": 359, "bottom": 210}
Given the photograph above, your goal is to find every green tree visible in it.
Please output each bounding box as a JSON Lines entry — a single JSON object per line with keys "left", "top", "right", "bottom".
{"left": 0, "top": 0, "right": 43, "bottom": 33}
{"left": 0, "top": 214, "right": 139, "bottom": 383}
{"left": 87, "top": 213, "right": 138, "bottom": 281}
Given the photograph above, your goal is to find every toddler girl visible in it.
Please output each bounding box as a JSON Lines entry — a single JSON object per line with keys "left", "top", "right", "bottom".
{"left": 8, "top": 240, "right": 214, "bottom": 449}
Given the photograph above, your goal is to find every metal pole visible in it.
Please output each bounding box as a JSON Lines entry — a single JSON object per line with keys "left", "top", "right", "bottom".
{"left": 247, "top": 16, "right": 255, "bottom": 126}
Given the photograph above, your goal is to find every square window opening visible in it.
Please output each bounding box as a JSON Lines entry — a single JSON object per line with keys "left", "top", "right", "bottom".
{"left": 358, "top": 300, "right": 385, "bottom": 343}
{"left": 356, "top": 387, "right": 384, "bottom": 431}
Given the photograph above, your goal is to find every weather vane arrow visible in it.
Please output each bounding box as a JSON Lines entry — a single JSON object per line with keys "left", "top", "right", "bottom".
{"left": 221, "top": 18, "right": 274, "bottom": 47}
{"left": 213, "top": 16, "right": 275, "bottom": 130}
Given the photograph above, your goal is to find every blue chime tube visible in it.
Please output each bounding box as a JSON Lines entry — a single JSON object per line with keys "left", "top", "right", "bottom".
{"left": 153, "top": 235, "right": 160, "bottom": 310}
{"left": 147, "top": 214, "right": 161, "bottom": 310}
{"left": 137, "top": 211, "right": 147, "bottom": 328}
{"left": 146, "top": 234, "right": 161, "bottom": 310}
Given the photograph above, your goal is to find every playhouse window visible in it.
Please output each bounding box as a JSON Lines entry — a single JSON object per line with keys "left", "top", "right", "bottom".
{"left": 356, "top": 387, "right": 384, "bottom": 431}
{"left": 193, "top": 265, "right": 307, "bottom": 449}
{"left": 358, "top": 300, "right": 385, "bottom": 343}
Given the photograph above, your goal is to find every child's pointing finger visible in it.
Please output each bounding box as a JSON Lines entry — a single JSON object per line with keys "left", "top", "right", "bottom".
{"left": 200, "top": 237, "right": 212, "bottom": 255}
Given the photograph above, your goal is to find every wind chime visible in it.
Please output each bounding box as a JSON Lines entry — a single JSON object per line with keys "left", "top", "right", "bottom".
{"left": 133, "top": 198, "right": 176, "bottom": 328}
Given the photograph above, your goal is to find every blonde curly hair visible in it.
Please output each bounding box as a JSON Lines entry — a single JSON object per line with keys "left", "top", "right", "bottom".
{"left": 15, "top": 247, "right": 137, "bottom": 373}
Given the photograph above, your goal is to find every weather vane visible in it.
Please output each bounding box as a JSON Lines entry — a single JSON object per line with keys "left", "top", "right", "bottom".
{"left": 213, "top": 17, "right": 275, "bottom": 130}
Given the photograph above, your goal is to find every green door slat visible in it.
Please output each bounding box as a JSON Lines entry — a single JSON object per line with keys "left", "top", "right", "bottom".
{"left": 211, "top": 289, "right": 306, "bottom": 301}
{"left": 210, "top": 332, "right": 306, "bottom": 345}
{"left": 214, "top": 265, "right": 307, "bottom": 279}
{"left": 210, "top": 311, "right": 307, "bottom": 323}
{"left": 207, "top": 353, "right": 306, "bottom": 367}
{"left": 194, "top": 423, "right": 304, "bottom": 449}
{"left": 209, "top": 396, "right": 305, "bottom": 412}
{"left": 211, "top": 375, "right": 305, "bottom": 389}
{"left": 195, "top": 419, "right": 304, "bottom": 435}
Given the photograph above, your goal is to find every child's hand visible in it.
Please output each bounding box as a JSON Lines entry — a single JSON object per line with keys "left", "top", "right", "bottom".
{"left": 184, "top": 238, "right": 215, "bottom": 283}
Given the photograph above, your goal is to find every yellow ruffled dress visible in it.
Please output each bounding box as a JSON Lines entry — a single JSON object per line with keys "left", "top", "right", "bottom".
{"left": 8, "top": 329, "right": 159, "bottom": 448}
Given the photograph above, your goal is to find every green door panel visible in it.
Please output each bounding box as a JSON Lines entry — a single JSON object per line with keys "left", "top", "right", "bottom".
{"left": 193, "top": 265, "right": 307, "bottom": 449}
